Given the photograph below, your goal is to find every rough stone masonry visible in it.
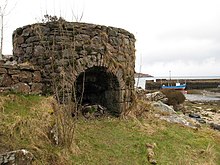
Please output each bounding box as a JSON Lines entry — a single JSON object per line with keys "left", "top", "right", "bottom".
{"left": 1, "top": 20, "right": 136, "bottom": 116}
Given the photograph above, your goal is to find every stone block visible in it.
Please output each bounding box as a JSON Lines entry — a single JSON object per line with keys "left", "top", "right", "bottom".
{"left": 19, "top": 64, "right": 35, "bottom": 70}
{"left": 0, "top": 67, "right": 7, "bottom": 74}
{"left": 22, "top": 27, "right": 32, "bottom": 36}
{"left": 16, "top": 36, "right": 25, "bottom": 44}
{"left": 13, "top": 47, "right": 24, "bottom": 56}
{"left": 13, "top": 83, "right": 30, "bottom": 94}
{"left": 26, "top": 47, "right": 33, "bottom": 54}
{"left": 26, "top": 36, "right": 39, "bottom": 43}
{"left": 34, "top": 45, "right": 45, "bottom": 56}
{"left": 32, "top": 71, "right": 42, "bottom": 82}
{"left": 8, "top": 69, "right": 21, "bottom": 74}
{"left": 11, "top": 74, "right": 20, "bottom": 83}
{"left": 31, "top": 83, "right": 43, "bottom": 94}
{"left": 2, "top": 64, "right": 17, "bottom": 69}
{"left": 19, "top": 71, "right": 32, "bottom": 83}
{"left": 1, "top": 74, "right": 13, "bottom": 87}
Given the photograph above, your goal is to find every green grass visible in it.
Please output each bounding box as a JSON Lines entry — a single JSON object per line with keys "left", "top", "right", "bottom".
{"left": 72, "top": 119, "right": 148, "bottom": 164}
{"left": 0, "top": 94, "right": 220, "bottom": 164}
{"left": 71, "top": 119, "right": 220, "bottom": 165}
{"left": 2, "top": 93, "right": 43, "bottom": 115}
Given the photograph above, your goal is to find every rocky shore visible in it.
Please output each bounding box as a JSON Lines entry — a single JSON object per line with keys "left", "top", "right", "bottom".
{"left": 184, "top": 89, "right": 220, "bottom": 127}
{"left": 137, "top": 88, "right": 220, "bottom": 131}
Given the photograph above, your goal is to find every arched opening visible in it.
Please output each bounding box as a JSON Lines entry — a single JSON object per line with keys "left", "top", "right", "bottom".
{"left": 76, "top": 66, "right": 120, "bottom": 116}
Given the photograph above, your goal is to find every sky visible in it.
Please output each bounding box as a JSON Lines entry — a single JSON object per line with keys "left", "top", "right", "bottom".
{"left": 1, "top": 0, "right": 220, "bottom": 77}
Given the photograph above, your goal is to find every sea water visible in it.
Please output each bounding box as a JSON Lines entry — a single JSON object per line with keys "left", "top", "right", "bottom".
{"left": 185, "top": 94, "right": 220, "bottom": 101}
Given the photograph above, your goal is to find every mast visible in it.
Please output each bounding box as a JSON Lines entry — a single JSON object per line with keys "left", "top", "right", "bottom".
{"left": 168, "top": 70, "right": 171, "bottom": 86}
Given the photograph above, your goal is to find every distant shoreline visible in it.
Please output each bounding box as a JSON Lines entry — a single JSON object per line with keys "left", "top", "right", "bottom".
{"left": 134, "top": 73, "right": 153, "bottom": 78}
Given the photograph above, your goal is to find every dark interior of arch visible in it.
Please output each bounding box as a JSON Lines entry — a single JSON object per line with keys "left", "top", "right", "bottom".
{"left": 76, "top": 66, "right": 120, "bottom": 116}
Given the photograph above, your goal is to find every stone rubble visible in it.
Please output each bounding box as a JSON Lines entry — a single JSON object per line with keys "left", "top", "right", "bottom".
{"left": 0, "top": 149, "right": 33, "bottom": 165}
{"left": 81, "top": 104, "right": 107, "bottom": 119}
{"left": 146, "top": 143, "right": 157, "bottom": 164}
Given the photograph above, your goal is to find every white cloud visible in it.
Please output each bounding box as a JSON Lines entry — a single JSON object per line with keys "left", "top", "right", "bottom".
{"left": 2, "top": 0, "right": 220, "bottom": 76}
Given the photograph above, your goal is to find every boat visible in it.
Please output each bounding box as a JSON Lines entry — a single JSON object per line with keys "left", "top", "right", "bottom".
{"left": 161, "top": 82, "right": 186, "bottom": 90}
{"left": 161, "top": 71, "right": 186, "bottom": 90}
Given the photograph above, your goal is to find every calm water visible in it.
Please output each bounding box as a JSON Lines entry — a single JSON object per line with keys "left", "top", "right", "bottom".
{"left": 135, "top": 76, "right": 220, "bottom": 89}
{"left": 185, "top": 94, "right": 220, "bottom": 102}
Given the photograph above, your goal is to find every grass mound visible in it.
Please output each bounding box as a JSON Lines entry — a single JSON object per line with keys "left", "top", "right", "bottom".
{"left": 161, "top": 89, "right": 186, "bottom": 110}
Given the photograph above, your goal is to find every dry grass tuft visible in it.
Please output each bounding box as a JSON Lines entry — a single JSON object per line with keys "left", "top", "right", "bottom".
{"left": 0, "top": 95, "right": 10, "bottom": 112}
{"left": 0, "top": 94, "right": 80, "bottom": 164}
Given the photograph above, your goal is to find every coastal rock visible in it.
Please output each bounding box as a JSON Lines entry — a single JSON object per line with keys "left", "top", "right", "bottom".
{"left": 210, "top": 123, "right": 220, "bottom": 131}
{"left": 184, "top": 99, "right": 220, "bottom": 129}
{"left": 188, "top": 113, "right": 206, "bottom": 124}
{"left": 189, "top": 113, "right": 201, "bottom": 118}
{"left": 151, "top": 101, "right": 176, "bottom": 115}
{"left": 159, "top": 114, "right": 200, "bottom": 129}
{"left": 152, "top": 102, "right": 201, "bottom": 128}
{"left": 145, "top": 91, "right": 168, "bottom": 103}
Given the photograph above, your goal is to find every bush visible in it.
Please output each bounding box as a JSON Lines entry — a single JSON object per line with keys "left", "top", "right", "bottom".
{"left": 161, "top": 89, "right": 186, "bottom": 110}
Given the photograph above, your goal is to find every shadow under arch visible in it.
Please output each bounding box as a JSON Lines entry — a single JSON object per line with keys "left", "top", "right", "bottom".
{"left": 76, "top": 66, "right": 121, "bottom": 116}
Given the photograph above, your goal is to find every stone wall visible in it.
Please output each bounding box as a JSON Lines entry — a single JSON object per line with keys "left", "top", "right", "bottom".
{"left": 0, "top": 62, "right": 42, "bottom": 94}
{"left": 11, "top": 21, "right": 136, "bottom": 115}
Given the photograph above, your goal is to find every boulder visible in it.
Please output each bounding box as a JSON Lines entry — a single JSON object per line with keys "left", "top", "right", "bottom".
{"left": 159, "top": 114, "right": 200, "bottom": 129}
{"left": 189, "top": 113, "right": 206, "bottom": 124}
{"left": 145, "top": 91, "right": 168, "bottom": 103}
{"left": 210, "top": 123, "right": 220, "bottom": 131}
{"left": 151, "top": 101, "right": 176, "bottom": 115}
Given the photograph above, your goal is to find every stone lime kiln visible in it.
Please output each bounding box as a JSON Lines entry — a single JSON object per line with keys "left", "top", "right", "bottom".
{"left": 13, "top": 21, "right": 136, "bottom": 116}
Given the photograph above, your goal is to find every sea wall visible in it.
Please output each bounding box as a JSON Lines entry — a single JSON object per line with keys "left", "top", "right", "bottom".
{"left": 145, "top": 79, "right": 220, "bottom": 90}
